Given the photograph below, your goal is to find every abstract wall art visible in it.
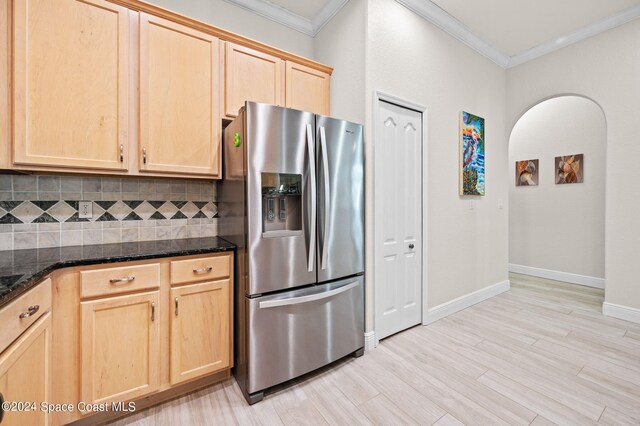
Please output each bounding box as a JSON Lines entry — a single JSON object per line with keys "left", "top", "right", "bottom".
{"left": 515, "top": 159, "right": 539, "bottom": 186}
{"left": 555, "top": 154, "right": 583, "bottom": 184}
{"left": 459, "top": 111, "right": 485, "bottom": 195}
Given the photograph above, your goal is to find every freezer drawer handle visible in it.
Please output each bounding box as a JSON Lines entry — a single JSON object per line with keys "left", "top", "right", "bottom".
{"left": 259, "top": 281, "right": 358, "bottom": 309}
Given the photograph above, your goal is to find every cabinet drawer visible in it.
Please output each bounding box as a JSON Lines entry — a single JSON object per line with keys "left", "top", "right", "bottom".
{"left": 0, "top": 278, "right": 52, "bottom": 353}
{"left": 80, "top": 264, "right": 160, "bottom": 299}
{"left": 171, "top": 254, "right": 230, "bottom": 285}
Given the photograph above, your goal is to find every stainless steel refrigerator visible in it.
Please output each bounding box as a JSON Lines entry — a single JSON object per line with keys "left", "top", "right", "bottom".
{"left": 219, "top": 102, "right": 364, "bottom": 404}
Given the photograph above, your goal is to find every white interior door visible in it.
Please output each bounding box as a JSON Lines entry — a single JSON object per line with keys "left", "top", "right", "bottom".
{"left": 375, "top": 100, "right": 423, "bottom": 340}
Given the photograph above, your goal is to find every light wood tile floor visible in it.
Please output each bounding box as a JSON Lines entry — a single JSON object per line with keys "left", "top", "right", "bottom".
{"left": 111, "top": 274, "right": 640, "bottom": 425}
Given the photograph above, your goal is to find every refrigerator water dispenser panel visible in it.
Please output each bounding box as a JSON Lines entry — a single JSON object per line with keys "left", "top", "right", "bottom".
{"left": 261, "top": 173, "right": 302, "bottom": 237}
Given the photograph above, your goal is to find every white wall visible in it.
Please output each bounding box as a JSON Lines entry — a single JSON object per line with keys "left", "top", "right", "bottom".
{"left": 314, "top": 0, "right": 367, "bottom": 125}
{"left": 507, "top": 20, "right": 640, "bottom": 312}
{"left": 145, "top": 0, "right": 314, "bottom": 58}
{"left": 365, "top": 0, "right": 509, "bottom": 328}
{"left": 509, "top": 96, "right": 605, "bottom": 279}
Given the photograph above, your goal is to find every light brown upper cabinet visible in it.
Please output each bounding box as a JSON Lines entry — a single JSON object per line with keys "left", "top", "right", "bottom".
{"left": 285, "top": 61, "right": 331, "bottom": 116}
{"left": 12, "top": 0, "right": 130, "bottom": 171}
{"left": 225, "top": 42, "right": 284, "bottom": 118}
{"left": 0, "top": 0, "right": 9, "bottom": 169}
{"left": 139, "top": 13, "right": 222, "bottom": 177}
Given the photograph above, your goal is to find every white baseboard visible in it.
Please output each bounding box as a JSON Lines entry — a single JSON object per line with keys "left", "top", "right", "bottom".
{"left": 603, "top": 302, "right": 640, "bottom": 325}
{"left": 509, "top": 264, "right": 605, "bottom": 289}
{"left": 423, "top": 280, "right": 511, "bottom": 325}
{"left": 364, "top": 331, "right": 376, "bottom": 351}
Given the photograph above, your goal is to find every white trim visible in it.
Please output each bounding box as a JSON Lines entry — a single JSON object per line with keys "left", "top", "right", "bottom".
{"left": 423, "top": 280, "right": 511, "bottom": 325}
{"left": 603, "top": 302, "right": 640, "bottom": 325}
{"left": 394, "top": 0, "right": 510, "bottom": 67}
{"left": 364, "top": 331, "right": 376, "bottom": 351}
{"left": 373, "top": 91, "right": 428, "bottom": 337}
{"left": 312, "top": 0, "right": 350, "bottom": 35}
{"left": 223, "top": 0, "right": 349, "bottom": 36}
{"left": 509, "top": 5, "right": 640, "bottom": 67}
{"left": 394, "top": 0, "right": 640, "bottom": 69}
{"left": 223, "top": 0, "right": 313, "bottom": 35}
{"left": 509, "top": 264, "right": 605, "bottom": 289}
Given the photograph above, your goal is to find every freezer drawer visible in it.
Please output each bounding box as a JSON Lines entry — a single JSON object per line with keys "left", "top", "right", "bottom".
{"left": 246, "top": 276, "right": 364, "bottom": 394}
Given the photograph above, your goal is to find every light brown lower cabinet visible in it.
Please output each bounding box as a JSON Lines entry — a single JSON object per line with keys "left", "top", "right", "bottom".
{"left": 81, "top": 291, "right": 161, "bottom": 405}
{"left": 0, "top": 313, "right": 51, "bottom": 426}
{"left": 170, "top": 280, "right": 230, "bottom": 385}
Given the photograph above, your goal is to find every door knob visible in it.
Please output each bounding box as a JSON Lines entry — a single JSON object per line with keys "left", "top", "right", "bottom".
{"left": 409, "top": 243, "right": 414, "bottom": 250}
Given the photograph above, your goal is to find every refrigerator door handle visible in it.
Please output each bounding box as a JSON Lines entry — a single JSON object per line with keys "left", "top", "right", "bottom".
{"left": 319, "top": 126, "right": 330, "bottom": 270}
{"left": 306, "top": 124, "right": 316, "bottom": 273}
{"left": 259, "top": 280, "right": 358, "bottom": 309}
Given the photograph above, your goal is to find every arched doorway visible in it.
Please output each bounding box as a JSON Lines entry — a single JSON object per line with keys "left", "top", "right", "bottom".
{"left": 508, "top": 95, "right": 606, "bottom": 306}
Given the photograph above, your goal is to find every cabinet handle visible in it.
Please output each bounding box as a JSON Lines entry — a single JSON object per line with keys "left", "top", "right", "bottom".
{"left": 151, "top": 302, "right": 155, "bottom": 322}
{"left": 193, "top": 267, "right": 213, "bottom": 274}
{"left": 0, "top": 392, "right": 4, "bottom": 423}
{"left": 119, "top": 144, "right": 124, "bottom": 162}
{"left": 143, "top": 147, "right": 147, "bottom": 164}
{"left": 175, "top": 297, "right": 179, "bottom": 316}
{"left": 109, "top": 276, "right": 135, "bottom": 285}
{"left": 19, "top": 305, "right": 40, "bottom": 319}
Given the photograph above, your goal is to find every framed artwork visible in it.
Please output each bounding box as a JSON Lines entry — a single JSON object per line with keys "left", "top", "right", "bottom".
{"left": 459, "top": 111, "right": 485, "bottom": 195}
{"left": 515, "top": 159, "right": 539, "bottom": 186}
{"left": 555, "top": 154, "right": 583, "bottom": 184}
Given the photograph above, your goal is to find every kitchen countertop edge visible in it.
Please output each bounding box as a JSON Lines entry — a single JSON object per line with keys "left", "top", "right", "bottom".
{"left": 0, "top": 237, "right": 236, "bottom": 309}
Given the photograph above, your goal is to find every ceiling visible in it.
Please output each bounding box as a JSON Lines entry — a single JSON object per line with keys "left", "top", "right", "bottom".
{"left": 225, "top": 0, "right": 640, "bottom": 67}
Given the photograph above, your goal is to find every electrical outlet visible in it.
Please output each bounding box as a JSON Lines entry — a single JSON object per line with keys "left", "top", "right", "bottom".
{"left": 79, "top": 201, "right": 93, "bottom": 219}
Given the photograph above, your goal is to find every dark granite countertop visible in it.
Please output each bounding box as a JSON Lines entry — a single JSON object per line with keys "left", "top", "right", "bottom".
{"left": 0, "top": 237, "right": 235, "bottom": 309}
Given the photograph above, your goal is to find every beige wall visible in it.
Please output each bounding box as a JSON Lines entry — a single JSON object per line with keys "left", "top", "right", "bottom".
{"left": 314, "top": 0, "right": 367, "bottom": 125}
{"left": 145, "top": 0, "right": 314, "bottom": 58}
{"left": 365, "top": 0, "right": 509, "bottom": 329}
{"left": 507, "top": 20, "right": 640, "bottom": 310}
{"left": 509, "top": 96, "right": 606, "bottom": 279}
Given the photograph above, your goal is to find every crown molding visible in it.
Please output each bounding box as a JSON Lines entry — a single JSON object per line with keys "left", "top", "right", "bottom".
{"left": 395, "top": 0, "right": 640, "bottom": 69}
{"left": 312, "top": 0, "right": 349, "bottom": 34}
{"left": 223, "top": 0, "right": 349, "bottom": 37}
{"left": 223, "top": 0, "right": 313, "bottom": 35}
{"left": 509, "top": 4, "right": 640, "bottom": 67}
{"left": 395, "top": 0, "right": 511, "bottom": 68}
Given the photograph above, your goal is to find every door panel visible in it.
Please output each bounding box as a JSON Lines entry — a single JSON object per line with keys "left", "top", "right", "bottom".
{"left": 285, "top": 61, "right": 330, "bottom": 115}
{"left": 13, "top": 0, "right": 129, "bottom": 170}
{"left": 170, "top": 280, "right": 230, "bottom": 385}
{"left": 375, "top": 101, "right": 422, "bottom": 340}
{"left": 247, "top": 276, "right": 364, "bottom": 393}
{"left": 246, "top": 102, "right": 316, "bottom": 295}
{"left": 81, "top": 291, "right": 160, "bottom": 404}
{"left": 225, "top": 43, "right": 284, "bottom": 118}
{"left": 316, "top": 116, "right": 364, "bottom": 283}
{"left": 139, "top": 13, "right": 221, "bottom": 176}
{"left": 0, "top": 313, "right": 51, "bottom": 426}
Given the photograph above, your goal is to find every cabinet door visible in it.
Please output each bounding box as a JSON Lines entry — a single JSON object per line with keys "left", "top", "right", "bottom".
{"left": 170, "top": 280, "right": 230, "bottom": 385}
{"left": 225, "top": 42, "right": 284, "bottom": 117}
{"left": 0, "top": 313, "right": 51, "bottom": 426}
{"left": 0, "top": 0, "right": 9, "bottom": 169}
{"left": 81, "top": 291, "right": 160, "bottom": 404}
{"left": 285, "top": 61, "right": 330, "bottom": 115}
{"left": 139, "top": 13, "right": 221, "bottom": 177}
{"left": 13, "top": 0, "right": 129, "bottom": 171}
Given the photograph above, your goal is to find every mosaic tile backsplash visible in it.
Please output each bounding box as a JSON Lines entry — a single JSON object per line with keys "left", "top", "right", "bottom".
{"left": 0, "top": 175, "right": 218, "bottom": 251}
